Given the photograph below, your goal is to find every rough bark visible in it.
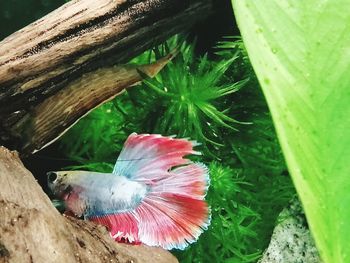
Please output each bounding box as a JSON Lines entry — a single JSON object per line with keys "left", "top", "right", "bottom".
{"left": 0, "top": 146, "right": 178, "bottom": 263}
{"left": 9, "top": 52, "right": 176, "bottom": 154}
{"left": 0, "top": 0, "right": 212, "bottom": 154}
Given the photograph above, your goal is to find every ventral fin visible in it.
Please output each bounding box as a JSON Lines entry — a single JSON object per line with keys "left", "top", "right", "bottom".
{"left": 88, "top": 212, "right": 140, "bottom": 244}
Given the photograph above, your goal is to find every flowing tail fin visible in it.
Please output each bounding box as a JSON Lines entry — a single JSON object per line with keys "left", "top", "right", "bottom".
{"left": 91, "top": 134, "right": 210, "bottom": 250}
{"left": 137, "top": 162, "right": 210, "bottom": 250}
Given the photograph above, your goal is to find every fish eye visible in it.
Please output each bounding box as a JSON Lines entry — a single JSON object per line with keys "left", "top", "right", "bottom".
{"left": 47, "top": 171, "right": 58, "bottom": 183}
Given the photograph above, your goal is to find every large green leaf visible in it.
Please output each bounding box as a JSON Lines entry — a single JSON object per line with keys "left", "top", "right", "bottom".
{"left": 232, "top": 1, "right": 350, "bottom": 262}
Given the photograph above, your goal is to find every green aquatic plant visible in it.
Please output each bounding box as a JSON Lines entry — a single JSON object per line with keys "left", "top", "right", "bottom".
{"left": 134, "top": 39, "right": 248, "bottom": 149}
{"left": 60, "top": 36, "right": 249, "bottom": 162}
{"left": 59, "top": 36, "right": 296, "bottom": 262}
{"left": 59, "top": 102, "right": 131, "bottom": 167}
{"left": 176, "top": 162, "right": 261, "bottom": 263}
{"left": 174, "top": 38, "right": 295, "bottom": 262}
{"left": 233, "top": 1, "right": 350, "bottom": 262}
{"left": 228, "top": 82, "right": 296, "bottom": 253}
{"left": 170, "top": 69, "right": 296, "bottom": 262}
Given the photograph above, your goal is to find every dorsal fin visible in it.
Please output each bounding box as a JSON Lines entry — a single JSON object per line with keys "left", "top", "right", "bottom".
{"left": 113, "top": 133, "right": 200, "bottom": 182}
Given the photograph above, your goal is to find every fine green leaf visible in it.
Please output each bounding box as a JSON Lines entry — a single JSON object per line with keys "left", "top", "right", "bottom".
{"left": 232, "top": 1, "right": 350, "bottom": 262}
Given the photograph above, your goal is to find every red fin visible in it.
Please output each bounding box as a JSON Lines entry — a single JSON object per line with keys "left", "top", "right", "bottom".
{"left": 113, "top": 133, "right": 199, "bottom": 181}
{"left": 106, "top": 134, "right": 210, "bottom": 249}
{"left": 89, "top": 213, "right": 140, "bottom": 244}
{"left": 136, "top": 193, "right": 210, "bottom": 250}
{"left": 88, "top": 193, "right": 210, "bottom": 250}
{"left": 152, "top": 163, "right": 210, "bottom": 199}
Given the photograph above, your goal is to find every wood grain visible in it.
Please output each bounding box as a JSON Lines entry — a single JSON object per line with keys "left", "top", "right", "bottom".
{"left": 0, "top": 0, "right": 212, "bottom": 154}
{"left": 10, "top": 52, "right": 176, "bottom": 154}
{"left": 0, "top": 146, "right": 178, "bottom": 263}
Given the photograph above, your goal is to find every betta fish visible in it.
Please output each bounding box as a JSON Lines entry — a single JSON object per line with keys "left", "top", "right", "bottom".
{"left": 48, "top": 133, "right": 210, "bottom": 250}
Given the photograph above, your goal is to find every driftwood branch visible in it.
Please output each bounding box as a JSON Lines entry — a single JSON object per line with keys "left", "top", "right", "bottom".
{"left": 0, "top": 0, "right": 212, "bottom": 154}
{"left": 10, "top": 52, "right": 176, "bottom": 154}
{"left": 0, "top": 146, "right": 178, "bottom": 263}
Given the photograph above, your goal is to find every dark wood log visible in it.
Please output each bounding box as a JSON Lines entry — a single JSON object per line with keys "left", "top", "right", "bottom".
{"left": 10, "top": 52, "right": 176, "bottom": 154}
{"left": 0, "top": 0, "right": 212, "bottom": 154}
{"left": 0, "top": 146, "right": 179, "bottom": 263}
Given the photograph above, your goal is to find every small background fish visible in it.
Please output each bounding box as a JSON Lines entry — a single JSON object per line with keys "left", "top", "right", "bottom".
{"left": 48, "top": 133, "right": 210, "bottom": 250}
